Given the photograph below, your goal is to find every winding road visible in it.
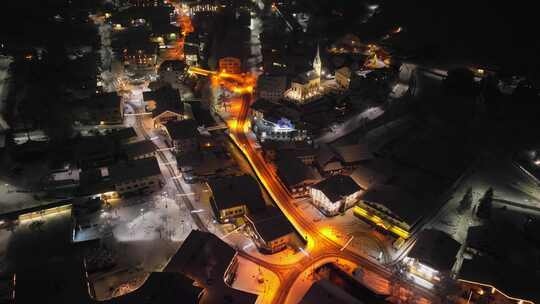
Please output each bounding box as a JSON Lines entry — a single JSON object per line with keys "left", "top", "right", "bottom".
{"left": 226, "top": 93, "right": 438, "bottom": 303}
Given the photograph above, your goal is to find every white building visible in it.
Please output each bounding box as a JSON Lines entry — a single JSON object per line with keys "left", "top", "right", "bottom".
{"left": 310, "top": 175, "right": 362, "bottom": 216}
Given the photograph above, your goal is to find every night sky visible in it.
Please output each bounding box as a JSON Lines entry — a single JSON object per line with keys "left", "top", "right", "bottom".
{"left": 378, "top": 0, "right": 539, "bottom": 74}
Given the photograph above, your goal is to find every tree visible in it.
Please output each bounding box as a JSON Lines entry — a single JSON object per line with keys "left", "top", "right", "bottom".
{"left": 477, "top": 187, "right": 493, "bottom": 219}
{"left": 458, "top": 187, "right": 473, "bottom": 214}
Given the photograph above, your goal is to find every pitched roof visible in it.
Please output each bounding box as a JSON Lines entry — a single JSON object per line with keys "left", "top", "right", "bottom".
{"left": 358, "top": 184, "right": 419, "bottom": 225}
{"left": 208, "top": 175, "right": 266, "bottom": 213}
{"left": 109, "top": 157, "right": 161, "bottom": 184}
{"left": 164, "top": 119, "right": 199, "bottom": 140}
{"left": 143, "top": 86, "right": 183, "bottom": 118}
{"left": 299, "top": 279, "right": 364, "bottom": 304}
{"left": 332, "top": 144, "right": 373, "bottom": 164}
{"left": 407, "top": 229, "right": 460, "bottom": 272}
{"left": 312, "top": 175, "right": 361, "bottom": 202}
{"left": 164, "top": 230, "right": 235, "bottom": 275}
{"left": 102, "top": 272, "right": 202, "bottom": 304}
{"left": 459, "top": 256, "right": 540, "bottom": 303}
{"left": 246, "top": 207, "right": 295, "bottom": 242}
{"left": 349, "top": 159, "right": 393, "bottom": 189}
{"left": 122, "top": 140, "right": 155, "bottom": 159}
{"left": 275, "top": 155, "right": 319, "bottom": 187}
{"left": 163, "top": 230, "right": 258, "bottom": 304}
{"left": 316, "top": 144, "right": 338, "bottom": 167}
{"left": 78, "top": 168, "right": 114, "bottom": 195}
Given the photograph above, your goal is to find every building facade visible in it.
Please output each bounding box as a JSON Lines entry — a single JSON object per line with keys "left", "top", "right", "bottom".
{"left": 250, "top": 99, "right": 308, "bottom": 142}
{"left": 122, "top": 43, "right": 158, "bottom": 69}
{"left": 123, "top": 140, "right": 156, "bottom": 161}
{"left": 143, "top": 85, "right": 187, "bottom": 128}
{"left": 207, "top": 175, "right": 266, "bottom": 223}
{"left": 256, "top": 75, "right": 287, "bottom": 102}
{"left": 244, "top": 207, "right": 295, "bottom": 254}
{"left": 163, "top": 119, "right": 199, "bottom": 155}
{"left": 275, "top": 156, "right": 320, "bottom": 198}
{"left": 309, "top": 175, "right": 362, "bottom": 216}
{"left": 218, "top": 57, "right": 242, "bottom": 74}
{"left": 353, "top": 185, "right": 413, "bottom": 240}
{"left": 110, "top": 157, "right": 163, "bottom": 195}
{"left": 284, "top": 45, "right": 322, "bottom": 104}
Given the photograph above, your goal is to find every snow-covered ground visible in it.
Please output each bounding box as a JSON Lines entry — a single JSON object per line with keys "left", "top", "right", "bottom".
{"left": 231, "top": 256, "right": 280, "bottom": 304}
{"left": 315, "top": 106, "right": 384, "bottom": 144}
{"left": 294, "top": 198, "right": 396, "bottom": 264}
{"left": 0, "top": 56, "right": 12, "bottom": 110}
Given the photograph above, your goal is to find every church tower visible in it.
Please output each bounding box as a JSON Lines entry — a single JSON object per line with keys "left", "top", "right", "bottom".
{"left": 313, "top": 44, "right": 322, "bottom": 79}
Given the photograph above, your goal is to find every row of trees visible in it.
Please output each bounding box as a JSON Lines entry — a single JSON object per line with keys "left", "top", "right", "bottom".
{"left": 456, "top": 186, "right": 493, "bottom": 219}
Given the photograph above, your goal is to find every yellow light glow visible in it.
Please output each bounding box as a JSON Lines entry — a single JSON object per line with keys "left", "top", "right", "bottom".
{"left": 320, "top": 227, "right": 338, "bottom": 241}
{"left": 353, "top": 206, "right": 409, "bottom": 239}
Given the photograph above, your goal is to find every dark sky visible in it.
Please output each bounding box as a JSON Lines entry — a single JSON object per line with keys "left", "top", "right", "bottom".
{"left": 379, "top": 0, "right": 540, "bottom": 74}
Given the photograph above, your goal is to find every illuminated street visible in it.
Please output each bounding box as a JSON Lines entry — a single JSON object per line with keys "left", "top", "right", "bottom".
{"left": 1, "top": 1, "right": 540, "bottom": 304}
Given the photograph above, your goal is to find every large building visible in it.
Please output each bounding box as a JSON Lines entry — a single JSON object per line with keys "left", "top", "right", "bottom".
{"left": 75, "top": 92, "right": 123, "bottom": 125}
{"left": 458, "top": 218, "right": 540, "bottom": 304}
{"left": 163, "top": 119, "right": 199, "bottom": 154}
{"left": 261, "top": 140, "right": 317, "bottom": 165}
{"left": 256, "top": 74, "right": 287, "bottom": 102}
{"left": 78, "top": 156, "right": 163, "bottom": 197}
{"left": 122, "top": 41, "right": 158, "bottom": 68}
{"left": 218, "top": 57, "right": 242, "bottom": 74}
{"left": 164, "top": 230, "right": 257, "bottom": 303}
{"left": 244, "top": 207, "right": 296, "bottom": 254}
{"left": 122, "top": 140, "right": 155, "bottom": 160}
{"left": 275, "top": 155, "right": 320, "bottom": 198}
{"left": 207, "top": 175, "right": 266, "bottom": 223}
{"left": 353, "top": 184, "right": 415, "bottom": 240}
{"left": 158, "top": 60, "right": 187, "bottom": 88}
{"left": 402, "top": 229, "right": 461, "bottom": 289}
{"left": 250, "top": 98, "right": 308, "bottom": 142}
{"left": 109, "top": 156, "right": 163, "bottom": 195}
{"left": 310, "top": 175, "right": 362, "bottom": 216}
{"left": 284, "top": 45, "right": 322, "bottom": 104}
{"left": 143, "top": 85, "right": 187, "bottom": 127}
{"left": 300, "top": 279, "right": 364, "bottom": 304}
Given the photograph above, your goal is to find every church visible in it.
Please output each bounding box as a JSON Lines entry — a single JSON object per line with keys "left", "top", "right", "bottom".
{"left": 284, "top": 45, "right": 323, "bottom": 104}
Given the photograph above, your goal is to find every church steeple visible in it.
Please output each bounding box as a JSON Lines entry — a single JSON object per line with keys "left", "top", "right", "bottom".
{"left": 313, "top": 43, "right": 322, "bottom": 78}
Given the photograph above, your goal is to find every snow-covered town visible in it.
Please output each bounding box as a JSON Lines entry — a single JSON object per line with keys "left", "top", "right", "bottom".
{"left": 1, "top": 1, "right": 540, "bottom": 304}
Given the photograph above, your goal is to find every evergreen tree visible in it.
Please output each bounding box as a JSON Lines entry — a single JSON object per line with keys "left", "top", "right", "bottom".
{"left": 477, "top": 187, "right": 493, "bottom": 219}
{"left": 458, "top": 187, "right": 473, "bottom": 214}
